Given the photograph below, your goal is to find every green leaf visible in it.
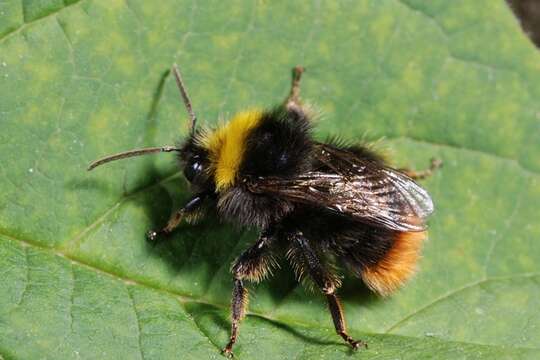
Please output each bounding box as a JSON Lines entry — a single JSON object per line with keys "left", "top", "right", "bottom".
{"left": 1, "top": 0, "right": 539, "bottom": 359}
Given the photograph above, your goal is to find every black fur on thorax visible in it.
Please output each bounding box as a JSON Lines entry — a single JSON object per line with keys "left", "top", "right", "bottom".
{"left": 218, "top": 106, "right": 314, "bottom": 228}
{"left": 240, "top": 106, "right": 314, "bottom": 178}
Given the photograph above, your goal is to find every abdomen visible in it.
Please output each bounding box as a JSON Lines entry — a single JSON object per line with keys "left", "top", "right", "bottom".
{"left": 283, "top": 207, "right": 425, "bottom": 296}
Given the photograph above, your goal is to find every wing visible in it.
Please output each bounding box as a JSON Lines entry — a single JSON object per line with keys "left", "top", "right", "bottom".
{"left": 246, "top": 144, "right": 434, "bottom": 232}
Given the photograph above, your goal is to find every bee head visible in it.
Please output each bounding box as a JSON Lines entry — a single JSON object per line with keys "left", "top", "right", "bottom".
{"left": 178, "top": 134, "right": 213, "bottom": 188}
{"left": 183, "top": 154, "right": 204, "bottom": 183}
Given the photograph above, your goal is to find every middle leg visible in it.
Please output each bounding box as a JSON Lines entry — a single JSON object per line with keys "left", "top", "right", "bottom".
{"left": 222, "top": 226, "right": 278, "bottom": 357}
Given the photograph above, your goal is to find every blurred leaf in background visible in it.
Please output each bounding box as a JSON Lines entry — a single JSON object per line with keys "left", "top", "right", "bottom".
{"left": 0, "top": 0, "right": 539, "bottom": 359}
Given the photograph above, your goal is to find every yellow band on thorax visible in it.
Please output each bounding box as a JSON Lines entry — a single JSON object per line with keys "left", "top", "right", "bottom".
{"left": 198, "top": 110, "right": 263, "bottom": 191}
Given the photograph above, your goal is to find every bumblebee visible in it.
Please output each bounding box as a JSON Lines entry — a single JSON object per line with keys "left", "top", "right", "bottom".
{"left": 88, "top": 65, "right": 440, "bottom": 357}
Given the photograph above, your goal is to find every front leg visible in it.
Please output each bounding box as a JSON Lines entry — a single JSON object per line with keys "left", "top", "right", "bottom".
{"left": 146, "top": 192, "right": 208, "bottom": 242}
{"left": 222, "top": 226, "right": 277, "bottom": 357}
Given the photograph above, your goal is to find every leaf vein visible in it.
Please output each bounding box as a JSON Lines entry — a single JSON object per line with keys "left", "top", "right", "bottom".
{"left": 483, "top": 179, "right": 527, "bottom": 277}
{"left": 15, "top": 245, "right": 29, "bottom": 307}
{"left": 178, "top": 298, "right": 228, "bottom": 356}
{"left": 126, "top": 286, "right": 145, "bottom": 360}
{"left": 60, "top": 171, "right": 181, "bottom": 249}
{"left": 0, "top": 0, "right": 86, "bottom": 44}
{"left": 395, "top": 135, "right": 540, "bottom": 177}
{"left": 68, "top": 261, "right": 75, "bottom": 334}
{"left": 3, "top": 231, "right": 538, "bottom": 351}
{"left": 384, "top": 272, "right": 540, "bottom": 334}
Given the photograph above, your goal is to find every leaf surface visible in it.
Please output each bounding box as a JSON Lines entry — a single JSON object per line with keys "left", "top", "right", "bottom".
{"left": 1, "top": 0, "right": 539, "bottom": 359}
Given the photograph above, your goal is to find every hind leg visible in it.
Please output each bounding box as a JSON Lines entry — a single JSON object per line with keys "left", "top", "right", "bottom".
{"left": 400, "top": 158, "right": 442, "bottom": 180}
{"left": 285, "top": 66, "right": 305, "bottom": 110}
{"left": 288, "top": 230, "right": 367, "bottom": 350}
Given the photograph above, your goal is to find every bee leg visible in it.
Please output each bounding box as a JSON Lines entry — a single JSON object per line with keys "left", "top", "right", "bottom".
{"left": 223, "top": 227, "right": 277, "bottom": 357}
{"left": 146, "top": 192, "right": 208, "bottom": 243}
{"left": 222, "top": 278, "right": 245, "bottom": 358}
{"left": 326, "top": 294, "right": 367, "bottom": 350}
{"left": 291, "top": 231, "right": 367, "bottom": 351}
{"left": 285, "top": 65, "right": 305, "bottom": 109}
{"left": 400, "top": 158, "right": 443, "bottom": 180}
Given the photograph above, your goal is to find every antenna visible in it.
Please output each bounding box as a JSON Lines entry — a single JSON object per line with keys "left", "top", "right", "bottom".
{"left": 87, "top": 64, "right": 197, "bottom": 171}
{"left": 172, "top": 63, "right": 197, "bottom": 134}
{"left": 87, "top": 146, "right": 181, "bottom": 171}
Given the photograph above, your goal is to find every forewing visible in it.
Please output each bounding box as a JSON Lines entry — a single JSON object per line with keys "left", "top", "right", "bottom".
{"left": 247, "top": 145, "right": 434, "bottom": 231}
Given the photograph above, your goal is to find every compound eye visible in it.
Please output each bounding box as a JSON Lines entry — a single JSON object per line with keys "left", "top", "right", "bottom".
{"left": 184, "top": 160, "right": 203, "bottom": 182}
